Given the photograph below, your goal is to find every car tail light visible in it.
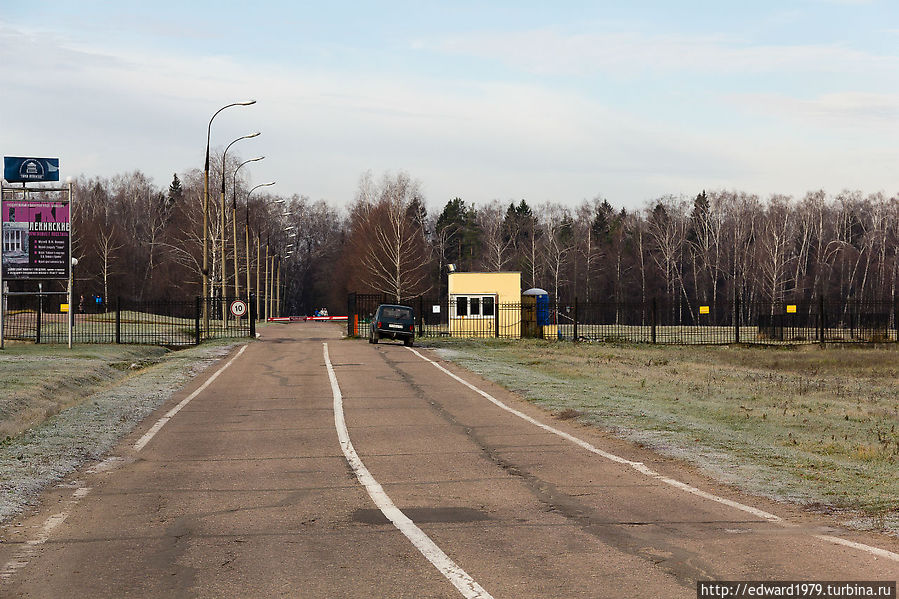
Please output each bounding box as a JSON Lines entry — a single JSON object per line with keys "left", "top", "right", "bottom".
{"left": 377, "top": 321, "right": 382, "bottom": 328}
{"left": 408, "top": 325, "right": 414, "bottom": 331}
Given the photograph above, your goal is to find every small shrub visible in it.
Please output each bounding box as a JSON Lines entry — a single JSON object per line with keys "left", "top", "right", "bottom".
{"left": 556, "top": 408, "right": 584, "bottom": 420}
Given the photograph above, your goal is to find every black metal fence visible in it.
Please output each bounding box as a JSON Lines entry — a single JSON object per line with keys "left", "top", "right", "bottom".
{"left": 2, "top": 295, "right": 256, "bottom": 346}
{"left": 348, "top": 293, "right": 899, "bottom": 345}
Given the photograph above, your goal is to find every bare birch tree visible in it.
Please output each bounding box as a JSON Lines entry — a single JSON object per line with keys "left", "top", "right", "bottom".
{"left": 477, "top": 200, "right": 511, "bottom": 272}
{"left": 350, "top": 171, "right": 431, "bottom": 302}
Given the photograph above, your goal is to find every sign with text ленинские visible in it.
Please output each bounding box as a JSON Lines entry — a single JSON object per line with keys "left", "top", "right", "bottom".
{"left": 3, "top": 157, "right": 60, "bottom": 183}
{"left": 1, "top": 199, "right": 70, "bottom": 279}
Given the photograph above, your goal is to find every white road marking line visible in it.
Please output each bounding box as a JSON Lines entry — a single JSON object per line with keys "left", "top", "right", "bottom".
{"left": 407, "top": 347, "right": 899, "bottom": 564}
{"left": 85, "top": 456, "right": 125, "bottom": 474}
{"left": 1, "top": 486, "right": 92, "bottom": 582}
{"left": 324, "top": 343, "right": 494, "bottom": 599}
{"left": 814, "top": 535, "right": 899, "bottom": 561}
{"left": 133, "top": 344, "right": 248, "bottom": 451}
{"left": 72, "top": 487, "right": 92, "bottom": 499}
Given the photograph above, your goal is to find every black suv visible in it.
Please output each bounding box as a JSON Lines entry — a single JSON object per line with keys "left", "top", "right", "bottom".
{"left": 369, "top": 304, "right": 415, "bottom": 346}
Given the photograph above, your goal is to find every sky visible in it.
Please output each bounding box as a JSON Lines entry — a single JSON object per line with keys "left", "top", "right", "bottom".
{"left": 1, "top": 1, "right": 897, "bottom": 211}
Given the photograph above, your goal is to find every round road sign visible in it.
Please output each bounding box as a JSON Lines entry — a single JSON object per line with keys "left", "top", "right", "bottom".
{"left": 230, "top": 299, "right": 248, "bottom": 318}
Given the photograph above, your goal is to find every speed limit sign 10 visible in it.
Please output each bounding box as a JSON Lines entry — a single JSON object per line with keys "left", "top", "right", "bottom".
{"left": 230, "top": 299, "right": 248, "bottom": 318}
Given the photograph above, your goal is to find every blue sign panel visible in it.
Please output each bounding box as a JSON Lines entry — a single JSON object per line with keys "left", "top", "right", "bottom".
{"left": 3, "top": 157, "right": 60, "bottom": 183}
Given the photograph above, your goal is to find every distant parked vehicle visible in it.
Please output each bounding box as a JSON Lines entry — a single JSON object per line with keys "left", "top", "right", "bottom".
{"left": 369, "top": 304, "right": 415, "bottom": 346}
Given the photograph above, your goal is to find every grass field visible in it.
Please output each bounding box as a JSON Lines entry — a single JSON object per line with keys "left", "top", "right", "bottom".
{"left": 421, "top": 337, "right": 899, "bottom": 534}
{"left": 0, "top": 344, "right": 170, "bottom": 439}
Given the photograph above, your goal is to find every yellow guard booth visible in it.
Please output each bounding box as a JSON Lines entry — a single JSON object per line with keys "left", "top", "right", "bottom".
{"left": 447, "top": 272, "right": 521, "bottom": 338}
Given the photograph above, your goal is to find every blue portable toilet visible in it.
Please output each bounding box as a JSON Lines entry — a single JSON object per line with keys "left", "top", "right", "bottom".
{"left": 523, "top": 288, "right": 550, "bottom": 325}
{"left": 522, "top": 288, "right": 550, "bottom": 338}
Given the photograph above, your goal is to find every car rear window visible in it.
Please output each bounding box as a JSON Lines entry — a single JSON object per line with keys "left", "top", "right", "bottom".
{"left": 382, "top": 307, "right": 413, "bottom": 320}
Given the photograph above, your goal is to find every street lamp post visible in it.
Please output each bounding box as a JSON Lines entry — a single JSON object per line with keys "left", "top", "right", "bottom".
{"left": 245, "top": 182, "right": 275, "bottom": 315}
{"left": 256, "top": 233, "right": 262, "bottom": 320}
{"left": 263, "top": 242, "right": 270, "bottom": 320}
{"left": 231, "top": 157, "right": 265, "bottom": 299}
{"left": 203, "top": 100, "right": 255, "bottom": 333}
{"left": 220, "top": 132, "right": 260, "bottom": 313}
{"left": 275, "top": 255, "right": 281, "bottom": 318}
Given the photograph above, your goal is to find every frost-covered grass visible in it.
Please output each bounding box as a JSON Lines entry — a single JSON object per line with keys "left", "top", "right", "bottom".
{"left": 0, "top": 344, "right": 169, "bottom": 439}
{"left": 422, "top": 338, "right": 899, "bottom": 534}
{"left": 0, "top": 340, "right": 243, "bottom": 522}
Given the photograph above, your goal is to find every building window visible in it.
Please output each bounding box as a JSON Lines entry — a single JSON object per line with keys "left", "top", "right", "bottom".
{"left": 456, "top": 296, "right": 468, "bottom": 317}
{"left": 483, "top": 296, "right": 495, "bottom": 317}
{"left": 451, "top": 294, "right": 497, "bottom": 318}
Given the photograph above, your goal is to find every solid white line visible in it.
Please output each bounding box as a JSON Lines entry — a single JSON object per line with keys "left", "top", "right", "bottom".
{"left": 406, "top": 347, "right": 899, "bottom": 564}
{"left": 324, "top": 343, "right": 493, "bottom": 599}
{"left": 813, "top": 534, "right": 899, "bottom": 561}
{"left": 133, "top": 344, "right": 248, "bottom": 451}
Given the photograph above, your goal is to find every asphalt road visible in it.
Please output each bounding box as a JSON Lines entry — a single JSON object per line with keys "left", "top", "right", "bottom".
{"left": 1, "top": 324, "right": 896, "bottom": 598}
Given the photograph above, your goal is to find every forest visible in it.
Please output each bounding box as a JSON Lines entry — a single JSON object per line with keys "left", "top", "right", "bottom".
{"left": 56, "top": 159, "right": 899, "bottom": 316}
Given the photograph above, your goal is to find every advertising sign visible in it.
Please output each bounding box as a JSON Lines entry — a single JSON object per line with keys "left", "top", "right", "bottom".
{"left": 1, "top": 199, "right": 70, "bottom": 279}
{"left": 3, "top": 157, "right": 60, "bottom": 183}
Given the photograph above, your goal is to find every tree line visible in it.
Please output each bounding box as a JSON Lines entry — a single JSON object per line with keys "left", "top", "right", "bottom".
{"left": 61, "top": 164, "right": 898, "bottom": 315}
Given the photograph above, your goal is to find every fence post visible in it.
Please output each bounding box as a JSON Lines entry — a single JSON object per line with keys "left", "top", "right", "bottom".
{"left": 115, "top": 297, "right": 121, "bottom": 344}
{"left": 494, "top": 298, "right": 500, "bottom": 338}
{"left": 573, "top": 297, "right": 578, "bottom": 342}
{"left": 36, "top": 288, "right": 42, "bottom": 344}
{"left": 734, "top": 295, "right": 740, "bottom": 344}
{"left": 818, "top": 296, "right": 825, "bottom": 348}
{"left": 347, "top": 293, "right": 356, "bottom": 337}
{"left": 195, "top": 297, "right": 201, "bottom": 345}
{"left": 650, "top": 297, "right": 657, "bottom": 344}
{"left": 894, "top": 298, "right": 899, "bottom": 343}
{"left": 419, "top": 296, "right": 424, "bottom": 337}
{"left": 249, "top": 294, "right": 256, "bottom": 339}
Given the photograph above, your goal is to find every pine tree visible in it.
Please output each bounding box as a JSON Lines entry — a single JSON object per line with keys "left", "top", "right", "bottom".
{"left": 167, "top": 173, "right": 183, "bottom": 209}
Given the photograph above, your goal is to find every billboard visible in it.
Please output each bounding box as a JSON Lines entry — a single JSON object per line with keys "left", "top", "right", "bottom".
{"left": 1, "top": 199, "right": 70, "bottom": 279}
{"left": 3, "top": 157, "right": 60, "bottom": 183}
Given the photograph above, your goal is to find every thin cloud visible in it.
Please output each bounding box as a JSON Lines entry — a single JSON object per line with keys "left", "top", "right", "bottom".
{"left": 730, "top": 92, "right": 899, "bottom": 129}
{"left": 1, "top": 20, "right": 896, "bottom": 209}
{"left": 419, "top": 28, "right": 899, "bottom": 77}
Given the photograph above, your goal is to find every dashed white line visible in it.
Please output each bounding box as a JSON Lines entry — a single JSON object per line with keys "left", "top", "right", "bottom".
{"left": 324, "top": 343, "right": 494, "bottom": 599}
{"left": 133, "top": 344, "right": 248, "bottom": 451}
{"left": 1, "top": 486, "right": 93, "bottom": 582}
{"left": 406, "top": 346, "right": 899, "bottom": 564}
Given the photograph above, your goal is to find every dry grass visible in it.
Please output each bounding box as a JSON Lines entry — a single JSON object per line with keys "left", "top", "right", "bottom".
{"left": 423, "top": 338, "right": 899, "bottom": 529}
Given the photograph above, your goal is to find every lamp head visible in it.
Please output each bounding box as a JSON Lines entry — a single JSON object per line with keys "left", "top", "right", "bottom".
{"left": 240, "top": 100, "right": 257, "bottom": 106}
